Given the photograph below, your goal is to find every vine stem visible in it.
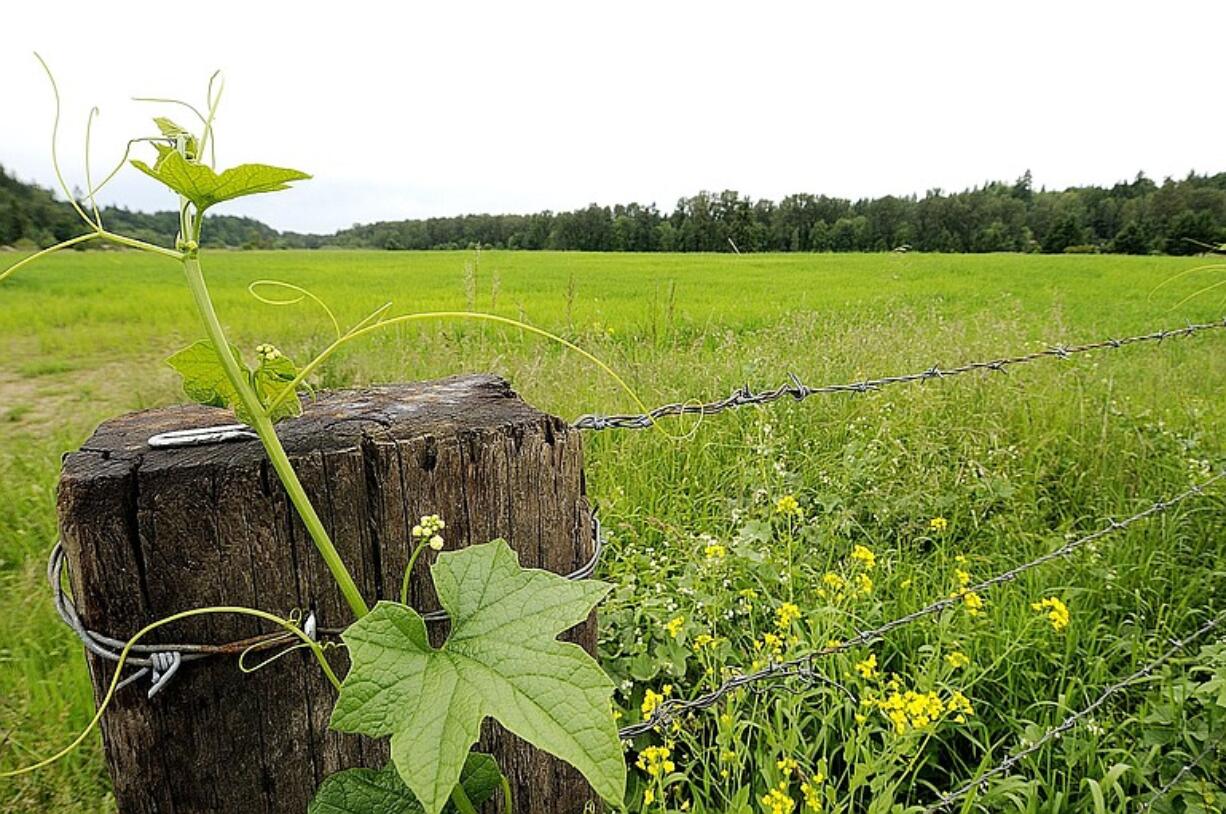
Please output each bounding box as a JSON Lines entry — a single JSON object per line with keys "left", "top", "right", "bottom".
{"left": 181, "top": 254, "right": 369, "bottom": 619}
{"left": 450, "top": 784, "right": 478, "bottom": 814}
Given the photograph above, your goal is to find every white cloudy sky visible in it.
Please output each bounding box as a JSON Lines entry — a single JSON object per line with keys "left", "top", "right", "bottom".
{"left": 3, "top": 1, "right": 1223, "bottom": 233}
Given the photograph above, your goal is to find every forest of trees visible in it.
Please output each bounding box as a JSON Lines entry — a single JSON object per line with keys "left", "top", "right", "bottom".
{"left": 4, "top": 164, "right": 1226, "bottom": 255}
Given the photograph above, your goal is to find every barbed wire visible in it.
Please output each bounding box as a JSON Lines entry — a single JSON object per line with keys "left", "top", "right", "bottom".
{"left": 1137, "top": 732, "right": 1224, "bottom": 814}
{"left": 575, "top": 317, "right": 1226, "bottom": 431}
{"left": 49, "top": 514, "right": 608, "bottom": 698}
{"left": 617, "top": 472, "right": 1224, "bottom": 738}
{"left": 923, "top": 612, "right": 1225, "bottom": 813}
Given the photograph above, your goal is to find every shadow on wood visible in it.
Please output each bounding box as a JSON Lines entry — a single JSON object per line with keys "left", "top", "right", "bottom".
{"left": 57, "top": 374, "right": 599, "bottom": 814}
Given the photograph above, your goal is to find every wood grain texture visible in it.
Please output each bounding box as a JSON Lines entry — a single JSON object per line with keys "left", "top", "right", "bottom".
{"left": 57, "top": 374, "right": 599, "bottom": 814}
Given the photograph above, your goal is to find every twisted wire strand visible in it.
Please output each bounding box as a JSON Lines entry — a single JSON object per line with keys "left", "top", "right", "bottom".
{"left": 49, "top": 514, "right": 606, "bottom": 696}
{"left": 617, "top": 472, "right": 1223, "bottom": 738}
{"left": 576, "top": 318, "right": 1226, "bottom": 431}
{"left": 924, "top": 613, "right": 1226, "bottom": 812}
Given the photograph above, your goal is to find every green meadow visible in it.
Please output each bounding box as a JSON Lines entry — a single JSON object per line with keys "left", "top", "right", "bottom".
{"left": 1, "top": 250, "right": 1224, "bottom": 811}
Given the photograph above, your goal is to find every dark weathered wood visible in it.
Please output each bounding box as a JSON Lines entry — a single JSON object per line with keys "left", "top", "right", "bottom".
{"left": 58, "top": 374, "right": 598, "bottom": 814}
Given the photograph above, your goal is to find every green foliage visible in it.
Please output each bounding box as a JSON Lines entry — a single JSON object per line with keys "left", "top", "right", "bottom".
{"left": 167, "top": 340, "right": 302, "bottom": 424}
{"left": 8, "top": 161, "right": 1226, "bottom": 254}
{"left": 129, "top": 151, "right": 310, "bottom": 215}
{"left": 331, "top": 540, "right": 625, "bottom": 814}
{"left": 151, "top": 118, "right": 199, "bottom": 161}
{"left": 3, "top": 250, "right": 1225, "bottom": 810}
{"left": 309, "top": 754, "right": 500, "bottom": 814}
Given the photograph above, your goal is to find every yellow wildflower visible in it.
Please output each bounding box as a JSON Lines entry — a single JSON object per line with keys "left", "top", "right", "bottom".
{"left": 850, "top": 544, "right": 876, "bottom": 570}
{"left": 775, "top": 602, "right": 802, "bottom": 629}
{"left": 693, "top": 633, "right": 717, "bottom": 651}
{"left": 855, "top": 573, "right": 873, "bottom": 596}
{"left": 854, "top": 654, "right": 878, "bottom": 679}
{"left": 641, "top": 685, "right": 672, "bottom": 717}
{"left": 954, "top": 568, "right": 971, "bottom": 588}
{"left": 801, "top": 776, "right": 823, "bottom": 810}
{"left": 960, "top": 590, "right": 985, "bottom": 616}
{"left": 775, "top": 494, "right": 803, "bottom": 519}
{"left": 818, "top": 572, "right": 847, "bottom": 601}
{"left": 945, "top": 651, "right": 971, "bottom": 669}
{"left": 644, "top": 787, "right": 655, "bottom": 805}
{"left": 665, "top": 616, "right": 685, "bottom": 638}
{"left": 777, "top": 756, "right": 798, "bottom": 776}
{"left": 704, "top": 542, "right": 727, "bottom": 560}
{"left": 929, "top": 516, "right": 948, "bottom": 532}
{"left": 761, "top": 781, "right": 796, "bottom": 814}
{"left": 635, "top": 744, "right": 675, "bottom": 777}
{"left": 1031, "top": 596, "right": 1070, "bottom": 631}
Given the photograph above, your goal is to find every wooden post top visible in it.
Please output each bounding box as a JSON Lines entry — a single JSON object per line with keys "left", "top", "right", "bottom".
{"left": 62, "top": 373, "right": 568, "bottom": 481}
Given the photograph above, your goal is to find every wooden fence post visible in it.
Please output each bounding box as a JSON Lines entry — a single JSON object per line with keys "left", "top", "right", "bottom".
{"left": 57, "top": 374, "right": 600, "bottom": 814}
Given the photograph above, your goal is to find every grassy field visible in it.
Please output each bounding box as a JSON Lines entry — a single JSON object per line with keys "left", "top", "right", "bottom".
{"left": 1, "top": 249, "right": 1224, "bottom": 812}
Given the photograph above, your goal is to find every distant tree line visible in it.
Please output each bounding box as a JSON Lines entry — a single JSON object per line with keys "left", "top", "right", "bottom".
{"left": 4, "top": 163, "right": 1226, "bottom": 255}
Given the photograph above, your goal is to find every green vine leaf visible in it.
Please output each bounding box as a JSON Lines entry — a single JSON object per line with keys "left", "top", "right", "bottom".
{"left": 330, "top": 540, "right": 625, "bottom": 814}
{"left": 167, "top": 339, "right": 250, "bottom": 420}
{"left": 152, "top": 117, "right": 198, "bottom": 160}
{"left": 167, "top": 340, "right": 302, "bottom": 424}
{"left": 309, "top": 753, "right": 500, "bottom": 814}
{"left": 130, "top": 150, "right": 310, "bottom": 213}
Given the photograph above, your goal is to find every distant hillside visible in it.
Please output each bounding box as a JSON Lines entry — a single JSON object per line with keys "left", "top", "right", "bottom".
{"left": 0, "top": 165, "right": 301, "bottom": 250}
{"left": 4, "top": 163, "right": 1226, "bottom": 255}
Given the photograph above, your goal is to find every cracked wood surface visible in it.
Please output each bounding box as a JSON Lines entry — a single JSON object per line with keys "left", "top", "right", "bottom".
{"left": 57, "top": 374, "right": 598, "bottom": 814}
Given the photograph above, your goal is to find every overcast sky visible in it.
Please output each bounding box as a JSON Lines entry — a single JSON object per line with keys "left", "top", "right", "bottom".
{"left": 3, "top": 1, "right": 1223, "bottom": 234}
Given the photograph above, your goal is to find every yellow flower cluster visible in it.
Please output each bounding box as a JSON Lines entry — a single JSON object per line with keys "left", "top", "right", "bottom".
{"left": 952, "top": 589, "right": 985, "bottom": 616}
{"left": 851, "top": 544, "right": 876, "bottom": 570}
{"left": 854, "top": 654, "right": 878, "bottom": 679}
{"left": 636, "top": 744, "right": 675, "bottom": 777}
{"left": 776, "top": 756, "right": 798, "bottom": 776}
{"left": 1031, "top": 596, "right": 1070, "bottom": 631}
{"left": 411, "top": 514, "right": 446, "bottom": 551}
{"left": 760, "top": 781, "right": 795, "bottom": 814}
{"left": 692, "top": 633, "right": 720, "bottom": 651}
{"left": 945, "top": 650, "right": 971, "bottom": 669}
{"left": 954, "top": 568, "right": 971, "bottom": 588}
{"left": 775, "top": 602, "right": 801, "bottom": 629}
{"left": 817, "top": 571, "right": 846, "bottom": 602}
{"left": 800, "top": 777, "right": 824, "bottom": 810}
{"left": 854, "top": 573, "right": 873, "bottom": 596}
{"left": 775, "top": 494, "right": 804, "bottom": 519}
{"left": 947, "top": 690, "right": 974, "bottom": 723}
{"left": 665, "top": 616, "right": 685, "bottom": 638}
{"left": 704, "top": 542, "right": 727, "bottom": 560}
{"left": 641, "top": 684, "right": 673, "bottom": 718}
{"left": 868, "top": 682, "right": 976, "bottom": 733}
{"left": 929, "top": 516, "right": 948, "bottom": 532}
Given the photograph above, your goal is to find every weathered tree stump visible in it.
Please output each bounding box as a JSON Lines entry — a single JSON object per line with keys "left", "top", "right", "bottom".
{"left": 57, "top": 374, "right": 599, "bottom": 814}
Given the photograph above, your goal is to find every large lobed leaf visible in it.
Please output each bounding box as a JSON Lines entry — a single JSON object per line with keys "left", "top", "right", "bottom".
{"left": 330, "top": 540, "right": 625, "bottom": 814}
{"left": 309, "top": 753, "right": 500, "bottom": 814}
{"left": 130, "top": 150, "right": 310, "bottom": 213}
